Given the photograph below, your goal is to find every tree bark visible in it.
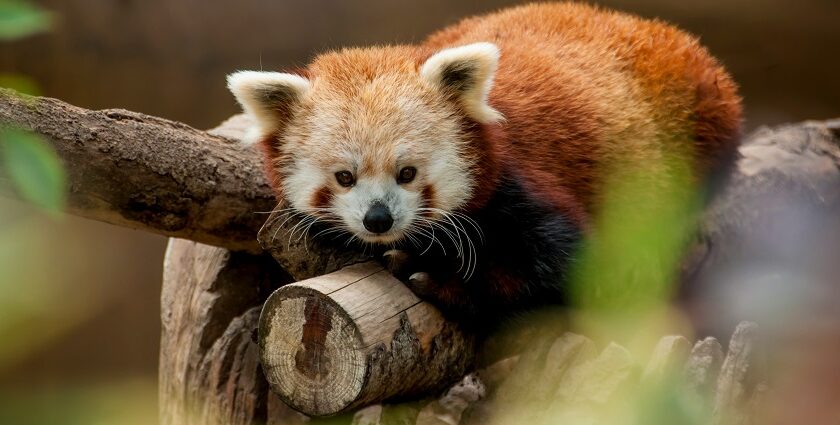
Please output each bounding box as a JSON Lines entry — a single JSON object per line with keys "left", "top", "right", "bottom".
{"left": 680, "top": 119, "right": 840, "bottom": 333}
{"left": 159, "top": 238, "right": 295, "bottom": 425}
{"left": 259, "top": 261, "right": 476, "bottom": 416}
{"left": 0, "top": 89, "right": 274, "bottom": 252}
{"left": 256, "top": 206, "right": 371, "bottom": 281}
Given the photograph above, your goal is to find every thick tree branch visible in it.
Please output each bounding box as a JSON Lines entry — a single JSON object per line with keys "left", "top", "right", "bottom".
{"left": 0, "top": 89, "right": 274, "bottom": 252}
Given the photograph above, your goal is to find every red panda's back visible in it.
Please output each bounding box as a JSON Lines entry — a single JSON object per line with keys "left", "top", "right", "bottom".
{"left": 424, "top": 3, "right": 742, "bottom": 214}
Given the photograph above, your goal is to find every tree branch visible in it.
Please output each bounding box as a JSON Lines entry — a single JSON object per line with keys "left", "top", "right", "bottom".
{"left": 0, "top": 89, "right": 274, "bottom": 252}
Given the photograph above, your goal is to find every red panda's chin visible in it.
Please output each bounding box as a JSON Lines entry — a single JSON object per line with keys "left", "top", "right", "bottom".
{"left": 356, "top": 230, "right": 406, "bottom": 245}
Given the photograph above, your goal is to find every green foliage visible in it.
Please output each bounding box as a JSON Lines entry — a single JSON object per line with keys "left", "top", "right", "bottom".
{"left": 1, "top": 128, "right": 66, "bottom": 215}
{"left": 0, "top": 0, "right": 52, "bottom": 40}
{"left": 632, "top": 375, "right": 711, "bottom": 425}
{"left": 571, "top": 160, "right": 700, "bottom": 312}
{"left": 0, "top": 1, "right": 63, "bottom": 215}
{"left": 0, "top": 380, "right": 157, "bottom": 425}
{"left": 0, "top": 73, "right": 40, "bottom": 96}
{"left": 567, "top": 149, "right": 702, "bottom": 347}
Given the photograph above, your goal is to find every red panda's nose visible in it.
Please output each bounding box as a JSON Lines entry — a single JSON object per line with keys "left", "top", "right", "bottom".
{"left": 363, "top": 202, "right": 394, "bottom": 234}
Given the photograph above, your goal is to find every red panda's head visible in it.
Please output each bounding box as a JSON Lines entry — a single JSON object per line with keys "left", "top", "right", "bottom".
{"left": 228, "top": 43, "right": 502, "bottom": 244}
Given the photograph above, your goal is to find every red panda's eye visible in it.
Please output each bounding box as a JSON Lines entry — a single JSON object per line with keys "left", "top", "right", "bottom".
{"left": 397, "top": 166, "right": 417, "bottom": 184}
{"left": 335, "top": 171, "right": 355, "bottom": 187}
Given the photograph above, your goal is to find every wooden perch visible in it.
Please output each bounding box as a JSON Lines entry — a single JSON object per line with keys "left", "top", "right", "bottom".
{"left": 0, "top": 89, "right": 274, "bottom": 252}
{"left": 355, "top": 322, "right": 764, "bottom": 425}
{"left": 159, "top": 238, "right": 293, "bottom": 425}
{"left": 3, "top": 88, "right": 837, "bottom": 424}
{"left": 680, "top": 119, "right": 840, "bottom": 331}
{"left": 259, "top": 261, "right": 475, "bottom": 416}
{"left": 256, "top": 207, "right": 371, "bottom": 281}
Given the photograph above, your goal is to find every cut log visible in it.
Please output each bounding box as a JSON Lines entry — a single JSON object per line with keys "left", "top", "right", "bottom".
{"left": 258, "top": 261, "right": 476, "bottom": 416}
{"left": 0, "top": 89, "right": 274, "bottom": 252}
{"left": 154, "top": 114, "right": 376, "bottom": 425}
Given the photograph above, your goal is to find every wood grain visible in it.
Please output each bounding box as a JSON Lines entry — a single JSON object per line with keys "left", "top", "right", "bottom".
{"left": 259, "top": 262, "right": 476, "bottom": 416}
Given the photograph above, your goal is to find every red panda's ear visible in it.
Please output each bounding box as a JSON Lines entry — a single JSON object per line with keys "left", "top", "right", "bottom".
{"left": 420, "top": 42, "right": 504, "bottom": 124}
{"left": 226, "top": 71, "right": 310, "bottom": 144}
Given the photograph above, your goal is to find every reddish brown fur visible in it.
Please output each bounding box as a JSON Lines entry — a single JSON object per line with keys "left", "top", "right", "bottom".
{"left": 421, "top": 185, "right": 436, "bottom": 213}
{"left": 310, "top": 186, "right": 333, "bottom": 210}
{"left": 242, "top": 3, "right": 744, "bottom": 320}
{"left": 421, "top": 2, "right": 742, "bottom": 217}
{"left": 258, "top": 131, "right": 284, "bottom": 190}
{"left": 260, "top": 2, "right": 741, "bottom": 228}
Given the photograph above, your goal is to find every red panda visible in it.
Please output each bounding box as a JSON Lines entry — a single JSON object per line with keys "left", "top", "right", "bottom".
{"left": 227, "top": 3, "right": 742, "bottom": 324}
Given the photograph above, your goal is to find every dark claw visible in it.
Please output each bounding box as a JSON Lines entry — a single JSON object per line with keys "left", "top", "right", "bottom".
{"left": 382, "top": 250, "right": 449, "bottom": 303}
{"left": 407, "top": 272, "right": 437, "bottom": 298}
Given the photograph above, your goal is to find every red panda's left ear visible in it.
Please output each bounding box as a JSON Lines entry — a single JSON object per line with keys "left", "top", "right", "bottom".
{"left": 227, "top": 71, "right": 310, "bottom": 144}
{"left": 420, "top": 42, "right": 504, "bottom": 124}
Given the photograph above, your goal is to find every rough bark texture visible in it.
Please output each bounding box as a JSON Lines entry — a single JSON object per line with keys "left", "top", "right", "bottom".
{"left": 353, "top": 323, "right": 764, "bottom": 425}
{"left": 158, "top": 238, "right": 294, "bottom": 425}
{"left": 257, "top": 208, "right": 371, "bottom": 281}
{"left": 259, "top": 262, "right": 476, "bottom": 416}
{"left": 681, "top": 119, "right": 840, "bottom": 332}
{"left": 684, "top": 337, "right": 725, "bottom": 397}
{"left": 0, "top": 90, "right": 273, "bottom": 252}
{"left": 414, "top": 373, "right": 485, "bottom": 425}
{"left": 714, "top": 322, "right": 760, "bottom": 425}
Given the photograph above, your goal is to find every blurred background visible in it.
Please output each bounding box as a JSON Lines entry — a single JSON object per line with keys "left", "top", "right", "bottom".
{"left": 0, "top": 0, "right": 838, "bottom": 423}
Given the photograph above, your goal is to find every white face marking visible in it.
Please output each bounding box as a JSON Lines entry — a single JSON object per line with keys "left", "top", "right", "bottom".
{"left": 332, "top": 177, "right": 421, "bottom": 243}
{"left": 284, "top": 159, "right": 326, "bottom": 213}
{"left": 278, "top": 76, "right": 477, "bottom": 245}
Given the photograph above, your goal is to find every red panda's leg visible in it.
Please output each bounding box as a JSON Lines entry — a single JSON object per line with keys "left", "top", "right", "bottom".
{"left": 382, "top": 249, "right": 479, "bottom": 321}
{"left": 406, "top": 271, "right": 483, "bottom": 324}
{"left": 382, "top": 249, "right": 416, "bottom": 280}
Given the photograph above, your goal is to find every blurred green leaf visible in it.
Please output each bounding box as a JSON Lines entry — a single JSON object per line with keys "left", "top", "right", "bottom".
{"left": 1, "top": 128, "right": 66, "bottom": 214}
{"left": 570, "top": 153, "right": 700, "bottom": 312}
{"left": 0, "top": 0, "right": 52, "bottom": 40}
{"left": 0, "top": 73, "right": 40, "bottom": 96}
{"left": 633, "top": 374, "right": 709, "bottom": 425}
{"left": 567, "top": 146, "right": 702, "bottom": 347}
{"left": 0, "top": 379, "right": 158, "bottom": 425}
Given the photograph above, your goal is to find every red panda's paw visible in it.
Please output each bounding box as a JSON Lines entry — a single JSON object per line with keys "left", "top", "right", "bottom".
{"left": 381, "top": 249, "right": 416, "bottom": 281}
{"left": 381, "top": 249, "right": 475, "bottom": 320}
{"left": 406, "top": 272, "right": 439, "bottom": 300}
{"left": 406, "top": 271, "right": 480, "bottom": 326}
{"left": 382, "top": 249, "right": 439, "bottom": 299}
{"left": 381, "top": 250, "right": 456, "bottom": 304}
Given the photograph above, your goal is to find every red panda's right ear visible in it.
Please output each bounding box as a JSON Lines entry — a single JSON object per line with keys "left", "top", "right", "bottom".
{"left": 226, "top": 71, "right": 310, "bottom": 144}
{"left": 420, "top": 42, "right": 504, "bottom": 124}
